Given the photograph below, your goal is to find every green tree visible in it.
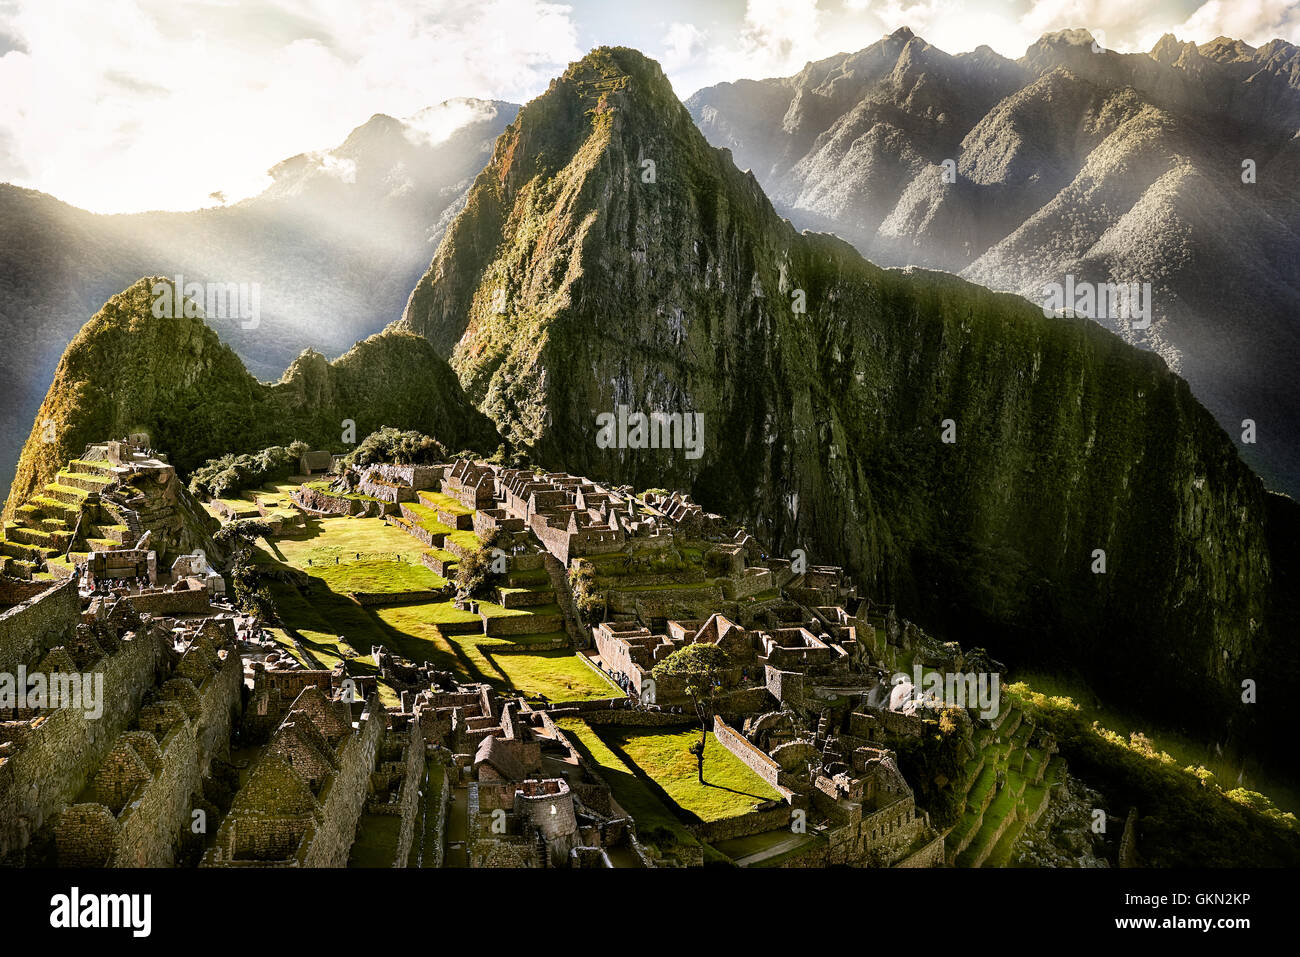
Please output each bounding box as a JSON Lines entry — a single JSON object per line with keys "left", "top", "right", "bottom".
{"left": 344, "top": 427, "right": 447, "bottom": 467}
{"left": 214, "top": 519, "right": 275, "bottom": 618}
{"left": 455, "top": 529, "right": 511, "bottom": 599}
{"left": 652, "top": 643, "right": 732, "bottom": 782}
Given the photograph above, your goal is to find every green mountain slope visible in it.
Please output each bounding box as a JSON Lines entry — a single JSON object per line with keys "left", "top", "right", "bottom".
{"left": 400, "top": 47, "right": 1299, "bottom": 765}
{"left": 4, "top": 277, "right": 501, "bottom": 518}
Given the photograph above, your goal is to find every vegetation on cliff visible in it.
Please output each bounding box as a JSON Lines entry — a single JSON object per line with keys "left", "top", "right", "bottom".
{"left": 5, "top": 277, "right": 502, "bottom": 519}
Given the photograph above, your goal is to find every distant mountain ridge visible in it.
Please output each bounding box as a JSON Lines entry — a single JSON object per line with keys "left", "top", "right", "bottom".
{"left": 686, "top": 27, "right": 1300, "bottom": 496}
{"left": 0, "top": 97, "right": 519, "bottom": 504}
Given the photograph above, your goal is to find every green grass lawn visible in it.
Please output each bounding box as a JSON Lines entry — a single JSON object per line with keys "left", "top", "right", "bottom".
{"left": 254, "top": 516, "right": 443, "bottom": 593}
{"left": 304, "top": 558, "right": 445, "bottom": 595}
{"left": 447, "top": 529, "right": 483, "bottom": 551}
{"left": 259, "top": 516, "right": 425, "bottom": 565}
{"left": 557, "top": 718, "right": 701, "bottom": 854}
{"left": 600, "top": 728, "right": 783, "bottom": 823}
{"left": 369, "top": 602, "right": 584, "bottom": 694}
{"left": 417, "top": 490, "right": 473, "bottom": 516}
{"left": 248, "top": 514, "right": 589, "bottom": 709}
{"left": 401, "top": 502, "right": 454, "bottom": 537}
{"left": 486, "top": 648, "right": 620, "bottom": 702}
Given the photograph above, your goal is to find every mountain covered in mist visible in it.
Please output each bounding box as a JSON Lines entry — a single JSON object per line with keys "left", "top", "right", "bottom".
{"left": 687, "top": 27, "right": 1300, "bottom": 496}
{"left": 0, "top": 97, "right": 519, "bottom": 503}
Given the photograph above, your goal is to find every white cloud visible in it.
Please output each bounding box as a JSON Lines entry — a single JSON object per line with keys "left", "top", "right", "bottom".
{"left": 402, "top": 99, "right": 503, "bottom": 148}
{"left": 1173, "top": 0, "right": 1300, "bottom": 45}
{"left": 661, "top": 21, "right": 706, "bottom": 72}
{"left": 0, "top": 0, "right": 580, "bottom": 213}
{"left": 317, "top": 153, "right": 357, "bottom": 183}
{"left": 703, "top": 0, "right": 833, "bottom": 80}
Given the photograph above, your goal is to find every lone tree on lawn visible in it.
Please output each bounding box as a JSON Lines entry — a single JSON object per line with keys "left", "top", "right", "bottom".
{"left": 652, "top": 643, "right": 731, "bottom": 783}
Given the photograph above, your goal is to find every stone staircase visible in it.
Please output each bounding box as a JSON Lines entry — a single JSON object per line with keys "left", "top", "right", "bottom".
{"left": 542, "top": 553, "right": 588, "bottom": 649}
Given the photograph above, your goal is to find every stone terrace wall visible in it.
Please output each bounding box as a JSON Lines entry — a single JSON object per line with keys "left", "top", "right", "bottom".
{"left": 392, "top": 721, "right": 425, "bottom": 868}
{"left": 0, "top": 579, "right": 80, "bottom": 673}
{"left": 123, "top": 589, "right": 211, "bottom": 617}
{"left": 302, "top": 700, "right": 386, "bottom": 867}
{"left": 694, "top": 803, "right": 792, "bottom": 842}
{"left": 483, "top": 611, "right": 563, "bottom": 637}
{"left": 193, "top": 644, "right": 244, "bottom": 774}
{"left": 713, "top": 717, "right": 790, "bottom": 798}
{"left": 0, "top": 627, "right": 167, "bottom": 859}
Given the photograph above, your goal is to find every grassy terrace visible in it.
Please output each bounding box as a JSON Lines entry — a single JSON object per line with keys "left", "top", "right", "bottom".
{"left": 598, "top": 727, "right": 783, "bottom": 823}
{"left": 250, "top": 515, "right": 611, "bottom": 704}
{"left": 1015, "top": 670, "right": 1300, "bottom": 815}
{"left": 487, "top": 648, "right": 619, "bottom": 701}
{"left": 416, "top": 490, "right": 472, "bottom": 516}
{"left": 556, "top": 718, "right": 702, "bottom": 855}
{"left": 305, "top": 480, "right": 382, "bottom": 503}
{"left": 370, "top": 602, "right": 616, "bottom": 702}
{"left": 304, "top": 559, "right": 444, "bottom": 595}
{"left": 401, "top": 502, "right": 453, "bottom": 537}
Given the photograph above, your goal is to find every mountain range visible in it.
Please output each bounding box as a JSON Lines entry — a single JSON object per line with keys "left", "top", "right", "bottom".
{"left": 687, "top": 27, "right": 1300, "bottom": 497}
{"left": 398, "top": 46, "right": 1299, "bottom": 768}
{"left": 0, "top": 97, "right": 517, "bottom": 503}
{"left": 5, "top": 39, "right": 1300, "bottom": 776}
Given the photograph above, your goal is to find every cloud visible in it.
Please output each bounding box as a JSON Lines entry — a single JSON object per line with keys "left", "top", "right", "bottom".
{"left": 0, "top": 0, "right": 581, "bottom": 213}
{"left": 402, "top": 98, "right": 502, "bottom": 148}
{"left": 661, "top": 21, "right": 706, "bottom": 72}
{"left": 1173, "top": 0, "right": 1300, "bottom": 45}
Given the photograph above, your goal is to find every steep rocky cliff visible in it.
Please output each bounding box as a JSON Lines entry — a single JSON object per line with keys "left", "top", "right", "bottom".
{"left": 400, "top": 47, "right": 1298, "bottom": 761}
{"left": 5, "top": 277, "right": 501, "bottom": 517}
{"left": 686, "top": 28, "right": 1300, "bottom": 497}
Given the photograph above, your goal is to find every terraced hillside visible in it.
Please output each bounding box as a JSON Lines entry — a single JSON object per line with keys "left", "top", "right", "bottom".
{"left": 943, "top": 703, "right": 1066, "bottom": 867}
{"left": 2, "top": 452, "right": 218, "bottom": 580}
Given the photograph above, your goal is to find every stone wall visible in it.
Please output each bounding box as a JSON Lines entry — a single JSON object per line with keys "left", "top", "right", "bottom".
{"left": 302, "top": 699, "right": 385, "bottom": 867}
{"left": 0, "top": 578, "right": 79, "bottom": 673}
{"left": 349, "top": 588, "right": 448, "bottom": 607}
{"left": 103, "top": 721, "right": 200, "bottom": 867}
{"left": 122, "top": 588, "right": 212, "bottom": 617}
{"left": 693, "top": 804, "right": 792, "bottom": 842}
{"left": 0, "top": 626, "right": 167, "bottom": 860}
{"left": 896, "top": 832, "right": 946, "bottom": 868}
{"left": 712, "top": 717, "right": 790, "bottom": 798}
{"left": 482, "top": 610, "right": 563, "bottom": 637}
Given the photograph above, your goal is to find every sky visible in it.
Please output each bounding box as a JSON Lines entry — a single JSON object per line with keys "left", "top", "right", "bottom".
{"left": 1, "top": 0, "right": 1297, "bottom": 214}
